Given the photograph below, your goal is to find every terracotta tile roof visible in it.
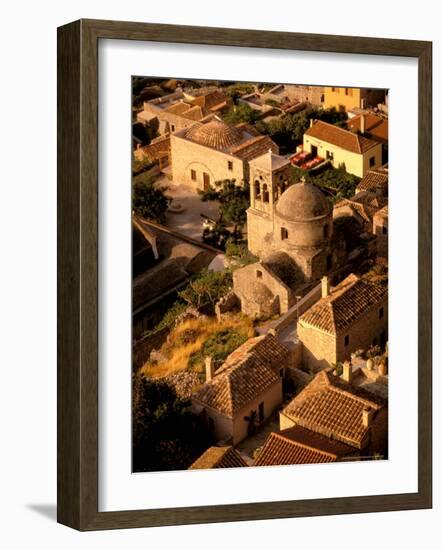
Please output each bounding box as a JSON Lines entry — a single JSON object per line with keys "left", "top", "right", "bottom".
{"left": 223, "top": 334, "right": 290, "bottom": 373}
{"left": 229, "top": 135, "right": 279, "bottom": 161}
{"left": 356, "top": 170, "right": 388, "bottom": 194}
{"left": 282, "top": 371, "right": 386, "bottom": 449}
{"left": 139, "top": 135, "right": 170, "bottom": 161}
{"left": 347, "top": 113, "right": 388, "bottom": 143}
{"left": 298, "top": 274, "right": 387, "bottom": 335}
{"left": 192, "top": 334, "right": 284, "bottom": 417}
{"left": 335, "top": 192, "right": 388, "bottom": 223}
{"left": 255, "top": 425, "right": 355, "bottom": 466}
{"left": 189, "top": 446, "right": 248, "bottom": 469}
{"left": 235, "top": 122, "right": 261, "bottom": 137}
{"left": 305, "top": 120, "right": 379, "bottom": 154}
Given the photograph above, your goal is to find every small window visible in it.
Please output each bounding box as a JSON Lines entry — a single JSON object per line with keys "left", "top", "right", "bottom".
{"left": 344, "top": 335, "right": 349, "bottom": 347}
{"left": 382, "top": 226, "right": 387, "bottom": 235}
{"left": 281, "top": 227, "right": 288, "bottom": 240}
{"left": 228, "top": 160, "right": 233, "bottom": 171}
{"left": 191, "top": 169, "right": 197, "bottom": 181}
{"left": 326, "top": 150, "right": 334, "bottom": 161}
{"left": 379, "top": 307, "right": 384, "bottom": 319}
{"left": 331, "top": 87, "right": 335, "bottom": 92}
{"left": 256, "top": 270, "right": 262, "bottom": 279}
{"left": 345, "top": 88, "right": 349, "bottom": 96}
{"left": 262, "top": 183, "right": 269, "bottom": 203}
{"left": 370, "top": 156, "right": 376, "bottom": 167}
{"left": 320, "top": 94, "right": 325, "bottom": 103}
{"left": 171, "top": 124, "right": 175, "bottom": 132}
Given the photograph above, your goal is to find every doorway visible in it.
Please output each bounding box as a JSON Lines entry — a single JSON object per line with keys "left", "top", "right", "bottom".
{"left": 203, "top": 172, "right": 210, "bottom": 190}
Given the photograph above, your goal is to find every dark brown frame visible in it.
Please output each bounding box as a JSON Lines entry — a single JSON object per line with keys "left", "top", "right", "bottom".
{"left": 57, "top": 18, "right": 432, "bottom": 531}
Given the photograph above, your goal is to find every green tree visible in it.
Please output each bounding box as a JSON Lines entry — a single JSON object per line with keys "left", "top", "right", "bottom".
{"left": 132, "top": 175, "right": 171, "bottom": 223}
{"left": 223, "top": 102, "right": 260, "bottom": 125}
{"left": 199, "top": 179, "right": 249, "bottom": 234}
{"left": 225, "top": 82, "right": 255, "bottom": 102}
{"left": 256, "top": 106, "right": 348, "bottom": 153}
{"left": 290, "top": 165, "right": 360, "bottom": 204}
{"left": 132, "top": 374, "right": 212, "bottom": 471}
{"left": 178, "top": 269, "right": 233, "bottom": 310}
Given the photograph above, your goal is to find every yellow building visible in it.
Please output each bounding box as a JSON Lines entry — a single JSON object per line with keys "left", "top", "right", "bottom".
{"left": 303, "top": 120, "right": 382, "bottom": 177}
{"left": 323, "top": 87, "right": 386, "bottom": 112}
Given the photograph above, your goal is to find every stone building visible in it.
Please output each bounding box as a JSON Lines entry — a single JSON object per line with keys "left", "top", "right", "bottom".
{"left": 262, "top": 84, "right": 325, "bottom": 107}
{"left": 137, "top": 87, "right": 232, "bottom": 135}
{"left": 355, "top": 169, "right": 388, "bottom": 196}
{"left": 323, "top": 87, "right": 386, "bottom": 113}
{"left": 303, "top": 120, "right": 382, "bottom": 177}
{"left": 279, "top": 370, "right": 388, "bottom": 458}
{"left": 189, "top": 446, "right": 248, "bottom": 469}
{"left": 170, "top": 118, "right": 278, "bottom": 191}
{"left": 234, "top": 171, "right": 346, "bottom": 318}
{"left": 191, "top": 334, "right": 286, "bottom": 445}
{"left": 333, "top": 191, "right": 388, "bottom": 234}
{"left": 297, "top": 274, "right": 388, "bottom": 372}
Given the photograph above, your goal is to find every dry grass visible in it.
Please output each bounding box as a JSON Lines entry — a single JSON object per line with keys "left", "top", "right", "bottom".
{"left": 142, "top": 314, "right": 255, "bottom": 380}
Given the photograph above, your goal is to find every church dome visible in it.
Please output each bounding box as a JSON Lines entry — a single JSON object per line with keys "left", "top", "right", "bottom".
{"left": 276, "top": 180, "right": 330, "bottom": 221}
{"left": 185, "top": 119, "right": 244, "bottom": 150}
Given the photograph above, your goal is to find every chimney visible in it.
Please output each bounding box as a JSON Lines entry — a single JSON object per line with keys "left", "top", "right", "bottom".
{"left": 321, "top": 276, "right": 330, "bottom": 298}
{"left": 342, "top": 360, "right": 352, "bottom": 383}
{"left": 205, "top": 356, "right": 214, "bottom": 382}
{"left": 362, "top": 407, "right": 375, "bottom": 428}
{"left": 360, "top": 114, "right": 366, "bottom": 134}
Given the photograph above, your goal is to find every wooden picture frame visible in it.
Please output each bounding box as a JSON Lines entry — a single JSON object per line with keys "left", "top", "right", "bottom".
{"left": 57, "top": 19, "right": 432, "bottom": 530}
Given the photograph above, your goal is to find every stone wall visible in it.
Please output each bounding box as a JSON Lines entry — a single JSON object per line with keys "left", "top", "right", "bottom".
{"left": 232, "top": 381, "right": 283, "bottom": 445}
{"left": 170, "top": 133, "right": 245, "bottom": 191}
{"left": 297, "top": 324, "right": 337, "bottom": 372}
{"left": 233, "top": 262, "right": 293, "bottom": 317}
{"left": 298, "top": 295, "right": 388, "bottom": 372}
{"left": 335, "top": 299, "right": 388, "bottom": 362}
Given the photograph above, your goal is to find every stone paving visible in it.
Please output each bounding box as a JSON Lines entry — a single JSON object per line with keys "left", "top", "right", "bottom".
{"left": 158, "top": 175, "right": 220, "bottom": 242}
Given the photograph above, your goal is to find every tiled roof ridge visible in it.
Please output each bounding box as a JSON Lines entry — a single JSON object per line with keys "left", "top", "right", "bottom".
{"left": 309, "top": 120, "right": 362, "bottom": 153}
{"left": 272, "top": 430, "right": 337, "bottom": 459}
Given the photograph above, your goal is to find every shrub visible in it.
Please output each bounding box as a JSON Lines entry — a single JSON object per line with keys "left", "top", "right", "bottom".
{"left": 189, "top": 327, "right": 249, "bottom": 371}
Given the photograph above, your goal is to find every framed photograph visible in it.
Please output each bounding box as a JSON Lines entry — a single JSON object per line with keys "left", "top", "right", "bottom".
{"left": 57, "top": 19, "right": 432, "bottom": 530}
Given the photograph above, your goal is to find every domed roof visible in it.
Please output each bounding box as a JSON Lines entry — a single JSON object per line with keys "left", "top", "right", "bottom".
{"left": 276, "top": 180, "right": 330, "bottom": 221}
{"left": 185, "top": 119, "right": 244, "bottom": 150}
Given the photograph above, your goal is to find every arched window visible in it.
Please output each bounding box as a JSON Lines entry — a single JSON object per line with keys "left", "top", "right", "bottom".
{"left": 263, "top": 183, "right": 269, "bottom": 203}
{"left": 254, "top": 180, "right": 260, "bottom": 199}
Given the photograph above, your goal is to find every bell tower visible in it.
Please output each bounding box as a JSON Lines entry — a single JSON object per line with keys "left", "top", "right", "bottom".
{"left": 247, "top": 151, "right": 292, "bottom": 257}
